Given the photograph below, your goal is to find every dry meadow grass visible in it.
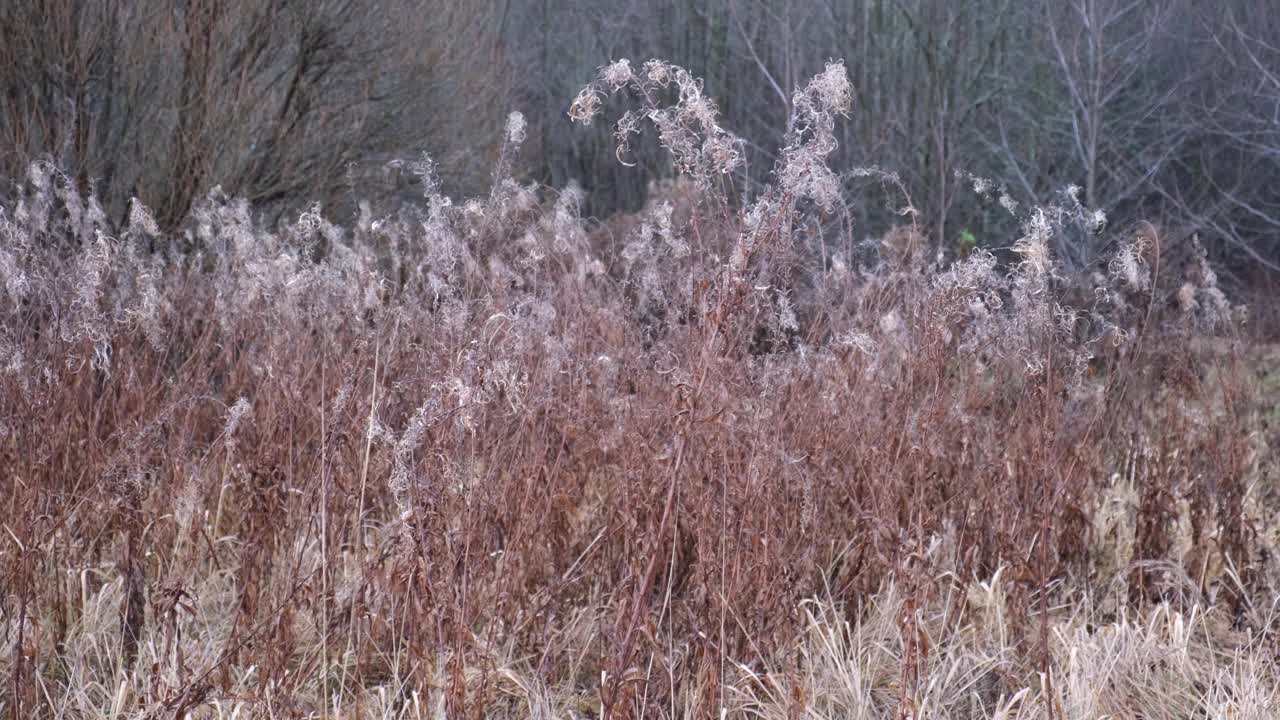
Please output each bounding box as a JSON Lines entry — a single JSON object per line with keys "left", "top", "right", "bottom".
{"left": 1, "top": 60, "right": 1277, "bottom": 719}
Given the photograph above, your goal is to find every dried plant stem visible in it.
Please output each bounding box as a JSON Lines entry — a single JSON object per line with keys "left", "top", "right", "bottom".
{"left": 320, "top": 359, "right": 330, "bottom": 720}
{"left": 348, "top": 337, "right": 381, "bottom": 691}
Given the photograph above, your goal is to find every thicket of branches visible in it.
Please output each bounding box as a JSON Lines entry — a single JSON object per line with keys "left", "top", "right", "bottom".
{"left": 0, "top": 0, "right": 508, "bottom": 228}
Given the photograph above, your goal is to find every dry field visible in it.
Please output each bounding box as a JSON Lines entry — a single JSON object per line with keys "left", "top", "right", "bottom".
{"left": 1, "top": 61, "right": 1277, "bottom": 719}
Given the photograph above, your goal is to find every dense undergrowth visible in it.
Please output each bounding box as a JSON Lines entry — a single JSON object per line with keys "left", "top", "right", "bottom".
{"left": 1, "top": 60, "right": 1277, "bottom": 719}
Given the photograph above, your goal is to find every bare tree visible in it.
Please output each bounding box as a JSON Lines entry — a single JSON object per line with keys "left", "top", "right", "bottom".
{"left": 981, "top": 0, "right": 1191, "bottom": 268}
{"left": 1157, "top": 1, "right": 1280, "bottom": 274}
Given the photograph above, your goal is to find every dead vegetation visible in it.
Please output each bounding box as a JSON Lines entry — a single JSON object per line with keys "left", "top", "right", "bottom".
{"left": 0, "top": 61, "right": 1277, "bottom": 719}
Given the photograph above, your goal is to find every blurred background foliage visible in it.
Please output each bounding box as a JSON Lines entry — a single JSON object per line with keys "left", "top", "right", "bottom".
{"left": 2, "top": 0, "right": 1277, "bottom": 287}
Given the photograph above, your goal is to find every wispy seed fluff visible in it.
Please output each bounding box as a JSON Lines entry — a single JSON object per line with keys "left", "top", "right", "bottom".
{"left": 505, "top": 111, "right": 527, "bottom": 145}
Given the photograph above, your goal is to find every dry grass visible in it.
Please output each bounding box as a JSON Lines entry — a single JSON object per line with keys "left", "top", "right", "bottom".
{"left": 0, "top": 60, "right": 1277, "bottom": 719}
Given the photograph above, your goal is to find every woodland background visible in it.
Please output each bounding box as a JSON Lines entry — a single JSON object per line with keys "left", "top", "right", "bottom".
{"left": 3, "top": 0, "right": 1278, "bottom": 289}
